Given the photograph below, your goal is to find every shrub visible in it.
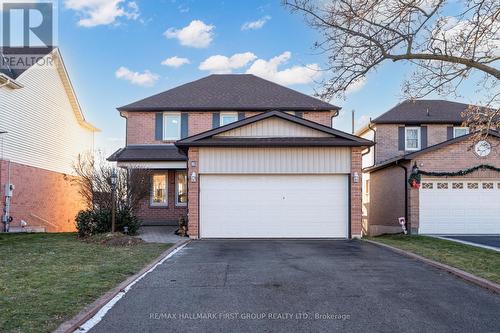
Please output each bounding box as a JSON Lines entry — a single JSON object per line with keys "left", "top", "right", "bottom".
{"left": 75, "top": 207, "right": 142, "bottom": 238}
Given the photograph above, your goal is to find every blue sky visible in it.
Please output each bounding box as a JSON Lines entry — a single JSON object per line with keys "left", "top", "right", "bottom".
{"left": 33, "top": 0, "right": 479, "bottom": 153}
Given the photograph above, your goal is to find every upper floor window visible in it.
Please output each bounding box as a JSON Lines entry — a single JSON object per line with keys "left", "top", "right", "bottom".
{"left": 453, "top": 127, "right": 469, "bottom": 138}
{"left": 220, "top": 112, "right": 238, "bottom": 126}
{"left": 163, "top": 113, "right": 181, "bottom": 140}
{"left": 405, "top": 127, "right": 421, "bottom": 151}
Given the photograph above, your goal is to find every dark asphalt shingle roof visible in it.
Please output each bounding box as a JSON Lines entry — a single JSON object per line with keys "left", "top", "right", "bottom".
{"left": 108, "top": 145, "right": 187, "bottom": 162}
{"left": 117, "top": 74, "right": 339, "bottom": 112}
{"left": 373, "top": 100, "right": 480, "bottom": 125}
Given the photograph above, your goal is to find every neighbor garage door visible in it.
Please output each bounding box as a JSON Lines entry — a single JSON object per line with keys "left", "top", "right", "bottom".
{"left": 199, "top": 175, "right": 349, "bottom": 238}
{"left": 419, "top": 179, "right": 500, "bottom": 234}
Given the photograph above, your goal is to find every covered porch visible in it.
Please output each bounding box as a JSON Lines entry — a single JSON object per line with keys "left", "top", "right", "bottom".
{"left": 108, "top": 145, "right": 188, "bottom": 226}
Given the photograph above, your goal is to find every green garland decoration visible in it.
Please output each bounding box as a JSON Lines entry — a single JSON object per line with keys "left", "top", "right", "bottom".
{"left": 408, "top": 164, "right": 500, "bottom": 188}
{"left": 417, "top": 164, "right": 500, "bottom": 177}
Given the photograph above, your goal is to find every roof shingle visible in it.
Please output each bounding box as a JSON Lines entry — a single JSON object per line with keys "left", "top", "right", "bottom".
{"left": 372, "top": 100, "right": 480, "bottom": 125}
{"left": 117, "top": 74, "right": 339, "bottom": 112}
{"left": 108, "top": 145, "right": 186, "bottom": 162}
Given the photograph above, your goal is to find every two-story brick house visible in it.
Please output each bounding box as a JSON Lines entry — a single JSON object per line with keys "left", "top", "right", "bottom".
{"left": 357, "top": 100, "right": 500, "bottom": 236}
{"left": 109, "top": 74, "right": 373, "bottom": 239}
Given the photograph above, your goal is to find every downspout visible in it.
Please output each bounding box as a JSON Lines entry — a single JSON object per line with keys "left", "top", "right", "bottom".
{"left": 395, "top": 162, "right": 409, "bottom": 234}
{"left": 361, "top": 122, "right": 376, "bottom": 168}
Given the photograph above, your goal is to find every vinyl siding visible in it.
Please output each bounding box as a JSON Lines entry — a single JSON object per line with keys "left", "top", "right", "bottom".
{"left": 0, "top": 60, "right": 94, "bottom": 174}
{"left": 199, "top": 147, "right": 351, "bottom": 174}
{"left": 216, "top": 117, "right": 331, "bottom": 138}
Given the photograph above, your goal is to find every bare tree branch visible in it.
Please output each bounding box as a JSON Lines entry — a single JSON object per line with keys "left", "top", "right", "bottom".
{"left": 284, "top": 0, "right": 500, "bottom": 134}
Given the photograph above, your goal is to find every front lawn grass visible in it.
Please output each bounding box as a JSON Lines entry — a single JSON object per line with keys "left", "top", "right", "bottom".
{"left": 368, "top": 234, "right": 500, "bottom": 284}
{"left": 0, "top": 233, "right": 170, "bottom": 333}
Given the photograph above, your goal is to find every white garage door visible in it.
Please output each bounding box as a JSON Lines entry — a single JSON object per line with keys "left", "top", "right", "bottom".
{"left": 419, "top": 179, "right": 500, "bottom": 234}
{"left": 200, "top": 174, "right": 349, "bottom": 238}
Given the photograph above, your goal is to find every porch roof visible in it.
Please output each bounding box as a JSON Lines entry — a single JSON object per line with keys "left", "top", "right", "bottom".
{"left": 107, "top": 145, "right": 187, "bottom": 162}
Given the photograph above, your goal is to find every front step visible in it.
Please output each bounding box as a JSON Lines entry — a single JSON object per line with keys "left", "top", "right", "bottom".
{"left": 6, "top": 226, "right": 46, "bottom": 233}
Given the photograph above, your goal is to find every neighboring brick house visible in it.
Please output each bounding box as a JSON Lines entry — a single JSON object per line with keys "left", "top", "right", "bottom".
{"left": 109, "top": 74, "right": 372, "bottom": 239}
{"left": 0, "top": 48, "right": 99, "bottom": 232}
{"left": 357, "top": 100, "right": 500, "bottom": 236}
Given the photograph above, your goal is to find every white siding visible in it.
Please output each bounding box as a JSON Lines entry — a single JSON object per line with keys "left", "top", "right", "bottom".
{"left": 0, "top": 57, "right": 94, "bottom": 174}
{"left": 199, "top": 147, "right": 351, "bottom": 174}
{"left": 216, "top": 117, "right": 331, "bottom": 138}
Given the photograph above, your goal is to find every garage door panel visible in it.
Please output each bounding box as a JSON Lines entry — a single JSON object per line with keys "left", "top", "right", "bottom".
{"left": 200, "top": 175, "right": 348, "bottom": 238}
{"left": 419, "top": 180, "right": 500, "bottom": 234}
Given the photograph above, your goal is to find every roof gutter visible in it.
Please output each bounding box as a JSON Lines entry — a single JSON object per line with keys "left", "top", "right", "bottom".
{"left": 0, "top": 73, "right": 23, "bottom": 89}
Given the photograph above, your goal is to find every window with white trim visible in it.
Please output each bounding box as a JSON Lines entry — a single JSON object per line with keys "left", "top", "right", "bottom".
{"left": 220, "top": 112, "right": 238, "bottom": 126}
{"left": 453, "top": 127, "right": 469, "bottom": 138}
{"left": 405, "top": 127, "right": 421, "bottom": 151}
{"left": 176, "top": 171, "right": 187, "bottom": 206}
{"left": 151, "top": 174, "right": 168, "bottom": 206}
{"left": 163, "top": 113, "right": 181, "bottom": 140}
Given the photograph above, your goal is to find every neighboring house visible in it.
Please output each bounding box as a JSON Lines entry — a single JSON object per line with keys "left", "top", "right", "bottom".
{"left": 0, "top": 48, "right": 99, "bottom": 232}
{"left": 109, "top": 74, "right": 372, "bottom": 239}
{"left": 357, "top": 100, "right": 500, "bottom": 236}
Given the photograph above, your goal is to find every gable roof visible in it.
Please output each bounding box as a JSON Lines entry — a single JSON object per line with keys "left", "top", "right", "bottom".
{"left": 372, "top": 100, "right": 482, "bottom": 125}
{"left": 175, "top": 111, "right": 373, "bottom": 148}
{"left": 364, "top": 130, "right": 500, "bottom": 172}
{"left": 117, "top": 74, "right": 340, "bottom": 112}
{"left": 0, "top": 47, "right": 53, "bottom": 79}
{"left": 1, "top": 48, "right": 99, "bottom": 132}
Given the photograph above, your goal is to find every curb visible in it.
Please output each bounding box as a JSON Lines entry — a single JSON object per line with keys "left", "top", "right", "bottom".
{"left": 53, "top": 238, "right": 191, "bottom": 333}
{"left": 364, "top": 239, "right": 500, "bottom": 294}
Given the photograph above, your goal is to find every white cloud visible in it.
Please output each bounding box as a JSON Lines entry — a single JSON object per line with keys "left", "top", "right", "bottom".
{"left": 115, "top": 66, "right": 159, "bottom": 86}
{"left": 245, "top": 51, "right": 321, "bottom": 86}
{"left": 161, "top": 56, "right": 190, "bottom": 68}
{"left": 164, "top": 20, "right": 214, "bottom": 48}
{"left": 199, "top": 52, "right": 257, "bottom": 74}
{"left": 241, "top": 16, "right": 271, "bottom": 30}
{"left": 64, "top": 0, "right": 139, "bottom": 27}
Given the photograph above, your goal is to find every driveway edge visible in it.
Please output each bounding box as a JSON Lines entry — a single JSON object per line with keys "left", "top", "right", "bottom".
{"left": 364, "top": 239, "right": 500, "bottom": 294}
{"left": 53, "top": 238, "right": 191, "bottom": 333}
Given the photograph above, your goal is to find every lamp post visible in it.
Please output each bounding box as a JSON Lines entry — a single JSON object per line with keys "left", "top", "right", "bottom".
{"left": 111, "top": 169, "right": 117, "bottom": 233}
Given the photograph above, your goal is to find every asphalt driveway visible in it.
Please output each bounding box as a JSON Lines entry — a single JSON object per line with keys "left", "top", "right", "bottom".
{"left": 89, "top": 240, "right": 500, "bottom": 333}
{"left": 442, "top": 236, "right": 500, "bottom": 250}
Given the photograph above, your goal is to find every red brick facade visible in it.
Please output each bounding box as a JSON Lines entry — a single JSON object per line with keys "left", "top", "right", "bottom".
{"left": 187, "top": 148, "right": 199, "bottom": 238}
{"left": 303, "top": 111, "right": 333, "bottom": 127}
{"left": 0, "top": 160, "right": 86, "bottom": 232}
{"left": 135, "top": 170, "right": 188, "bottom": 225}
{"left": 125, "top": 111, "right": 335, "bottom": 144}
{"left": 125, "top": 110, "right": 360, "bottom": 239}
{"left": 367, "top": 135, "right": 500, "bottom": 235}
{"left": 350, "top": 148, "right": 363, "bottom": 237}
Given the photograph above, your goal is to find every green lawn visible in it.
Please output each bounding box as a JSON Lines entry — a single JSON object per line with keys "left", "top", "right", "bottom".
{"left": 0, "top": 233, "right": 170, "bottom": 333}
{"left": 368, "top": 234, "right": 500, "bottom": 284}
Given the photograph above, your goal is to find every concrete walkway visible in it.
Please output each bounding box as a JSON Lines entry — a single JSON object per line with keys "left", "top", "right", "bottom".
{"left": 135, "top": 226, "right": 186, "bottom": 244}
